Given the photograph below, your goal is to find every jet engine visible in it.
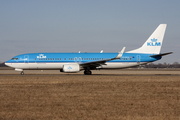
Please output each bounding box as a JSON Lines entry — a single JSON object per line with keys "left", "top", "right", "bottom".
{"left": 60, "top": 64, "right": 80, "bottom": 73}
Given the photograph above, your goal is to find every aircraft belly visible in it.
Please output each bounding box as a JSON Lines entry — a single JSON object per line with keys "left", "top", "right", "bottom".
{"left": 27, "top": 63, "right": 64, "bottom": 69}
{"left": 7, "top": 63, "right": 65, "bottom": 70}
{"left": 101, "top": 62, "right": 146, "bottom": 69}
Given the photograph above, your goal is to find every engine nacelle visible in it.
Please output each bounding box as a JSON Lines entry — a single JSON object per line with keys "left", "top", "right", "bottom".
{"left": 60, "top": 64, "right": 80, "bottom": 73}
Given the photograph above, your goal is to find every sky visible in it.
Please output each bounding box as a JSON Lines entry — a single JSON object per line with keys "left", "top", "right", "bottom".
{"left": 0, "top": 0, "right": 180, "bottom": 63}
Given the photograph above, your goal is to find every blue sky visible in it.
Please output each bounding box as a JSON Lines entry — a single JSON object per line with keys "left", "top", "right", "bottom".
{"left": 0, "top": 0, "right": 180, "bottom": 63}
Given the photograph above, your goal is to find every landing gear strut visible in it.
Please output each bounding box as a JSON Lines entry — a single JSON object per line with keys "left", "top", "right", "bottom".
{"left": 84, "top": 70, "right": 92, "bottom": 75}
{"left": 21, "top": 71, "right": 24, "bottom": 75}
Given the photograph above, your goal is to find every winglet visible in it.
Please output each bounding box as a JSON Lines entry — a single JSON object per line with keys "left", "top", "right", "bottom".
{"left": 115, "top": 47, "right": 126, "bottom": 59}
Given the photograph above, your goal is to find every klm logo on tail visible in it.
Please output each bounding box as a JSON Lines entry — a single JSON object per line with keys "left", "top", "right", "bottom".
{"left": 147, "top": 38, "right": 161, "bottom": 46}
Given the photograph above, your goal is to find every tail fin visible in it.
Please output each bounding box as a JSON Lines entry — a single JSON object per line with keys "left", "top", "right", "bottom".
{"left": 127, "top": 24, "right": 167, "bottom": 54}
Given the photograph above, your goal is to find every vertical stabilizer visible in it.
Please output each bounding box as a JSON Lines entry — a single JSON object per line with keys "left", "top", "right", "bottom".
{"left": 127, "top": 24, "right": 167, "bottom": 54}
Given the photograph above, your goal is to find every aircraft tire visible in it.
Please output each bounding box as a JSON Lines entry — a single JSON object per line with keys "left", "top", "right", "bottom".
{"left": 84, "top": 70, "right": 92, "bottom": 75}
{"left": 21, "top": 71, "right": 24, "bottom": 75}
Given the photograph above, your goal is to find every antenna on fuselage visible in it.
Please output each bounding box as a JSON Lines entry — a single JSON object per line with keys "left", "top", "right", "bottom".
{"left": 100, "top": 50, "right": 103, "bottom": 53}
{"left": 79, "top": 51, "right": 81, "bottom": 53}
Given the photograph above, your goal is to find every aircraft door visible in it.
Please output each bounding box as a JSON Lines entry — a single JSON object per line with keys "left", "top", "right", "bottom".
{"left": 24, "top": 55, "right": 29, "bottom": 63}
{"left": 137, "top": 55, "right": 140, "bottom": 63}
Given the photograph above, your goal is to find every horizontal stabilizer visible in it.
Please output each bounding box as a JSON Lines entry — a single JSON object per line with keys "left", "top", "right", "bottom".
{"left": 150, "top": 52, "right": 173, "bottom": 57}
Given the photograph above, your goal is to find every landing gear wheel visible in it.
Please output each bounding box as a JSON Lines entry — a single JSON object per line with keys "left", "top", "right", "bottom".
{"left": 21, "top": 71, "right": 24, "bottom": 75}
{"left": 84, "top": 70, "right": 92, "bottom": 75}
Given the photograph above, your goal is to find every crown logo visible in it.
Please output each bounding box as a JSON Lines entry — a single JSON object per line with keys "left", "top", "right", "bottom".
{"left": 151, "top": 38, "right": 157, "bottom": 42}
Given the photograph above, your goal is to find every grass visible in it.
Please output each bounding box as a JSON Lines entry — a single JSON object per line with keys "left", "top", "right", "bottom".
{"left": 0, "top": 75, "right": 180, "bottom": 120}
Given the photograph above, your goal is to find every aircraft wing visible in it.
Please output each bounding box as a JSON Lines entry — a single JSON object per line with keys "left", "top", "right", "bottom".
{"left": 80, "top": 47, "right": 125, "bottom": 68}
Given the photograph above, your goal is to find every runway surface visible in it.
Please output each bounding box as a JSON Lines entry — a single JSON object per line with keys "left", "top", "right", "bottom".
{"left": 1, "top": 68, "right": 180, "bottom": 75}
{"left": 0, "top": 69, "right": 180, "bottom": 119}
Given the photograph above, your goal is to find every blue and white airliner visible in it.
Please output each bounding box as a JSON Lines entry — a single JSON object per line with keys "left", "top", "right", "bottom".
{"left": 5, "top": 24, "right": 172, "bottom": 75}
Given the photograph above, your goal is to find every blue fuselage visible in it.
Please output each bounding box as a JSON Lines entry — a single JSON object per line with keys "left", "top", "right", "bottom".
{"left": 5, "top": 52, "right": 161, "bottom": 71}
{"left": 6, "top": 53, "right": 161, "bottom": 64}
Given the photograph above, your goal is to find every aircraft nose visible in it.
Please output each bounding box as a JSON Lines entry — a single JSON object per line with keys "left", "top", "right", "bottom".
{"left": 5, "top": 62, "right": 8, "bottom": 64}
{"left": 5, "top": 61, "right": 11, "bottom": 67}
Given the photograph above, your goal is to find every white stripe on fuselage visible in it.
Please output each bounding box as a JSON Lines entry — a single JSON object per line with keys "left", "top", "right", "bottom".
{"left": 5, "top": 62, "right": 147, "bottom": 70}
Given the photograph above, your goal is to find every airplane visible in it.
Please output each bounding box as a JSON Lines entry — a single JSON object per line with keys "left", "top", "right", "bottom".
{"left": 5, "top": 24, "right": 172, "bottom": 75}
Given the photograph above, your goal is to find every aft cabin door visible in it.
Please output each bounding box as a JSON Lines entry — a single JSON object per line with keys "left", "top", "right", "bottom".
{"left": 24, "top": 55, "right": 29, "bottom": 63}
{"left": 137, "top": 55, "right": 140, "bottom": 63}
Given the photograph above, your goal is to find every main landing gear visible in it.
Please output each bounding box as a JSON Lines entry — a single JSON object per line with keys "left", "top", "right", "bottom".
{"left": 84, "top": 70, "right": 92, "bottom": 75}
{"left": 21, "top": 71, "right": 24, "bottom": 75}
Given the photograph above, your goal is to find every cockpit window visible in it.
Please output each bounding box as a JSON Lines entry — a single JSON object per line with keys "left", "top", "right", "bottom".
{"left": 11, "top": 58, "right": 18, "bottom": 60}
